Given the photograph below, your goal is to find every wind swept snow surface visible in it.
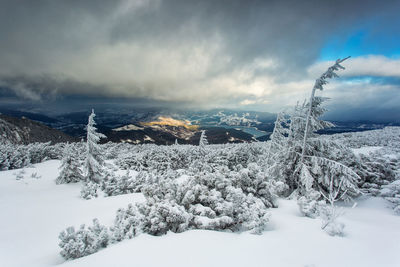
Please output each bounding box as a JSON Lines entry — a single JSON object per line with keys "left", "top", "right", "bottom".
{"left": 0, "top": 161, "right": 400, "bottom": 267}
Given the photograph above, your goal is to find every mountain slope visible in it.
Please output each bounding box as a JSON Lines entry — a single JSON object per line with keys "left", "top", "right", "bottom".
{"left": 0, "top": 114, "right": 77, "bottom": 144}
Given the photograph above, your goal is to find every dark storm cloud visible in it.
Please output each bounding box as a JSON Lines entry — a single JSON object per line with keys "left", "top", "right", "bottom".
{"left": 0, "top": 0, "right": 399, "bottom": 112}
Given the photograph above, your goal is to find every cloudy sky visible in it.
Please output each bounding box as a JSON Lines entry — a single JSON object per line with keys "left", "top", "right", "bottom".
{"left": 0, "top": 0, "right": 399, "bottom": 121}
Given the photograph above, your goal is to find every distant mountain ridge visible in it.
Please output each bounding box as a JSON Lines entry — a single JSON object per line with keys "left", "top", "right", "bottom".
{"left": 1, "top": 108, "right": 396, "bottom": 145}
{"left": 0, "top": 114, "right": 77, "bottom": 144}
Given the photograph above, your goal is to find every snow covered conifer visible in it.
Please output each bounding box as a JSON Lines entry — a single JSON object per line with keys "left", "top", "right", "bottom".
{"left": 84, "top": 109, "right": 106, "bottom": 184}
{"left": 199, "top": 130, "right": 208, "bottom": 147}
{"left": 267, "top": 57, "right": 360, "bottom": 209}
{"left": 270, "top": 112, "right": 290, "bottom": 147}
{"left": 300, "top": 57, "right": 350, "bottom": 163}
{"left": 199, "top": 130, "right": 208, "bottom": 155}
{"left": 56, "top": 143, "right": 83, "bottom": 184}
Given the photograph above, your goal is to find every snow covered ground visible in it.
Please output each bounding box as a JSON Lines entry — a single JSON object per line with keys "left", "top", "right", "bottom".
{"left": 352, "top": 146, "right": 383, "bottom": 156}
{"left": 1, "top": 160, "right": 400, "bottom": 267}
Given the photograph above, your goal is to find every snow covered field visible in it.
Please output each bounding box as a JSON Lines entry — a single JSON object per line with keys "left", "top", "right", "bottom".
{"left": 1, "top": 159, "right": 400, "bottom": 267}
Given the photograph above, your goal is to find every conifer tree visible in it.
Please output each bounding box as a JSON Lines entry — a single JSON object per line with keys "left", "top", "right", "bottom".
{"left": 199, "top": 130, "right": 208, "bottom": 155}
{"left": 199, "top": 130, "right": 208, "bottom": 147}
{"left": 300, "top": 57, "right": 350, "bottom": 163}
{"left": 84, "top": 109, "right": 106, "bottom": 184}
{"left": 267, "top": 57, "right": 360, "bottom": 202}
{"left": 56, "top": 143, "right": 83, "bottom": 184}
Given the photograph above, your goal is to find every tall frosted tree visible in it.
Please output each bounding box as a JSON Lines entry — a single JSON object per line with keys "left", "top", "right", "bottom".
{"left": 267, "top": 57, "right": 360, "bottom": 204}
{"left": 199, "top": 130, "right": 208, "bottom": 147}
{"left": 198, "top": 130, "right": 208, "bottom": 156}
{"left": 299, "top": 57, "right": 351, "bottom": 163}
{"left": 84, "top": 109, "right": 106, "bottom": 184}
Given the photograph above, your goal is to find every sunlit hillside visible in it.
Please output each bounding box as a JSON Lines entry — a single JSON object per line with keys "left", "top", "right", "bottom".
{"left": 141, "top": 116, "right": 199, "bottom": 131}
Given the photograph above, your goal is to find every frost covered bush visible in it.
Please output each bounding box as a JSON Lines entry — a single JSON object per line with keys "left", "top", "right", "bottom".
{"left": 100, "top": 165, "right": 274, "bottom": 246}
{"left": 30, "top": 172, "right": 41, "bottom": 179}
{"left": 103, "top": 170, "right": 139, "bottom": 196}
{"left": 80, "top": 181, "right": 99, "bottom": 200}
{"left": 139, "top": 199, "right": 192, "bottom": 235}
{"left": 60, "top": 166, "right": 273, "bottom": 258}
{"left": 319, "top": 203, "right": 345, "bottom": 236}
{"left": 115, "top": 142, "right": 267, "bottom": 177}
{"left": 381, "top": 180, "right": 400, "bottom": 214}
{"left": 0, "top": 141, "right": 72, "bottom": 170}
{"left": 14, "top": 169, "right": 26, "bottom": 180}
{"left": 231, "top": 162, "right": 280, "bottom": 207}
{"left": 117, "top": 144, "right": 192, "bottom": 173}
{"left": 297, "top": 190, "right": 324, "bottom": 218}
{"left": 59, "top": 219, "right": 109, "bottom": 259}
{"left": 141, "top": 168, "right": 272, "bottom": 234}
{"left": 110, "top": 203, "right": 144, "bottom": 242}
{"left": 356, "top": 152, "right": 398, "bottom": 195}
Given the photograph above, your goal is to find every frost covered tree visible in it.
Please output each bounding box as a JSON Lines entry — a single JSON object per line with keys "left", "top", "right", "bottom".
{"left": 300, "top": 57, "right": 351, "bottom": 163}
{"left": 56, "top": 143, "right": 83, "bottom": 184}
{"left": 199, "top": 130, "right": 208, "bottom": 147}
{"left": 84, "top": 109, "right": 106, "bottom": 184}
{"left": 267, "top": 57, "right": 360, "bottom": 213}
{"left": 198, "top": 130, "right": 209, "bottom": 155}
{"left": 81, "top": 109, "right": 106, "bottom": 199}
{"left": 294, "top": 57, "right": 361, "bottom": 197}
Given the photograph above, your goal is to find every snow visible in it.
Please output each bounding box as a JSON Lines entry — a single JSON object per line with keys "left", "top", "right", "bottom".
{"left": 121, "top": 139, "right": 141, "bottom": 144}
{"left": 352, "top": 146, "right": 383, "bottom": 156}
{"left": 144, "top": 135, "right": 155, "bottom": 142}
{"left": 174, "top": 174, "right": 190, "bottom": 185}
{"left": 112, "top": 124, "right": 144, "bottom": 131}
{"left": 1, "top": 161, "right": 400, "bottom": 267}
{"left": 0, "top": 160, "right": 144, "bottom": 267}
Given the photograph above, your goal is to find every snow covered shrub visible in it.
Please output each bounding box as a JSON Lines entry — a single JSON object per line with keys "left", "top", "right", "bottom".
{"left": 381, "top": 180, "right": 400, "bottom": 214}
{"left": 110, "top": 203, "right": 144, "bottom": 242}
{"left": 59, "top": 219, "right": 109, "bottom": 260}
{"left": 14, "top": 168, "right": 26, "bottom": 180}
{"left": 319, "top": 203, "right": 345, "bottom": 236}
{"left": 139, "top": 199, "right": 192, "bottom": 236}
{"left": 103, "top": 170, "right": 138, "bottom": 196}
{"left": 0, "top": 141, "right": 70, "bottom": 170}
{"left": 231, "top": 162, "right": 279, "bottom": 207}
{"left": 356, "top": 152, "right": 397, "bottom": 195}
{"left": 56, "top": 144, "right": 83, "bottom": 184}
{"left": 145, "top": 169, "right": 271, "bottom": 234}
{"left": 106, "top": 165, "right": 272, "bottom": 239}
{"left": 318, "top": 174, "right": 353, "bottom": 236}
{"left": 26, "top": 142, "right": 52, "bottom": 163}
{"left": 80, "top": 181, "right": 99, "bottom": 200}
{"left": 297, "top": 190, "right": 324, "bottom": 218}
{"left": 30, "top": 172, "right": 41, "bottom": 179}
{"left": 117, "top": 144, "right": 192, "bottom": 174}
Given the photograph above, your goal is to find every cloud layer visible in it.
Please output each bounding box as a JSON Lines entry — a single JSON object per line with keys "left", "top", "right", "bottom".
{"left": 0, "top": 0, "right": 399, "bottom": 116}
